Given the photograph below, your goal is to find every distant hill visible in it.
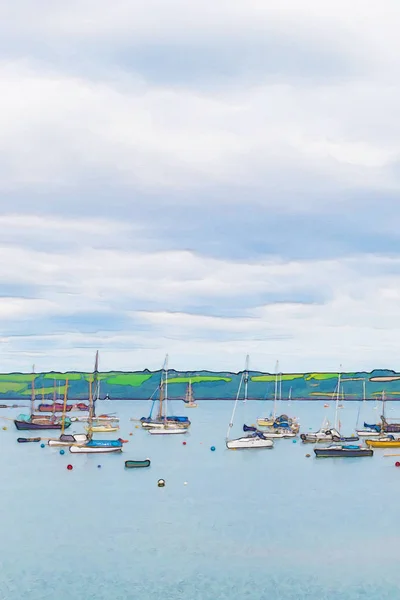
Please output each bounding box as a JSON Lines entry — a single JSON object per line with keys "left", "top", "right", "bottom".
{"left": 0, "top": 369, "right": 399, "bottom": 400}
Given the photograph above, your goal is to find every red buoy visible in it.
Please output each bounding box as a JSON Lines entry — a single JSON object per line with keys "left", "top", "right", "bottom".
{"left": 182, "top": 441, "right": 187, "bottom": 445}
{"left": 67, "top": 464, "right": 73, "bottom": 470}
{"left": 396, "top": 462, "right": 400, "bottom": 467}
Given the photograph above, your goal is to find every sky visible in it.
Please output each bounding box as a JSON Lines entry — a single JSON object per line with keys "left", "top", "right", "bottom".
{"left": 1, "top": 0, "right": 400, "bottom": 373}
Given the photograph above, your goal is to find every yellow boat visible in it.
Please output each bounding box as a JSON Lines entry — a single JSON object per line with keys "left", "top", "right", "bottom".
{"left": 85, "top": 424, "right": 119, "bottom": 433}
{"left": 365, "top": 438, "right": 400, "bottom": 448}
{"left": 257, "top": 417, "right": 274, "bottom": 427}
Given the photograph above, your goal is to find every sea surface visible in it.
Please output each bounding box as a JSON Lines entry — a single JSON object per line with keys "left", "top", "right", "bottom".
{"left": 1, "top": 398, "right": 400, "bottom": 599}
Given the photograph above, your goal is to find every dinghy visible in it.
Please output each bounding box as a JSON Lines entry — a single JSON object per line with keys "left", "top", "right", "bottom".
{"left": 125, "top": 459, "right": 151, "bottom": 468}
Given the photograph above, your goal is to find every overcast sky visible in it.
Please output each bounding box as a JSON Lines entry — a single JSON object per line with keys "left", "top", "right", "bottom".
{"left": 1, "top": 0, "right": 400, "bottom": 373}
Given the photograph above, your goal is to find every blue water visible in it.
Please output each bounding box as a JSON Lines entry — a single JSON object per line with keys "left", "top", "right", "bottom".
{"left": 1, "top": 399, "right": 399, "bottom": 599}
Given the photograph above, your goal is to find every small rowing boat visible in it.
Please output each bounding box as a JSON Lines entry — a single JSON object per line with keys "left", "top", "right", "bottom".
{"left": 125, "top": 459, "right": 151, "bottom": 468}
{"left": 17, "top": 437, "right": 41, "bottom": 443}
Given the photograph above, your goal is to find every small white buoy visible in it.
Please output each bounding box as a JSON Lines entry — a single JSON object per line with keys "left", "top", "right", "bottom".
{"left": 184, "top": 481, "right": 188, "bottom": 486}
{"left": 158, "top": 479, "right": 165, "bottom": 487}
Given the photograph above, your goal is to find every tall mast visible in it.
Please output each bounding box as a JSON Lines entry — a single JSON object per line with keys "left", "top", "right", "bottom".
{"left": 243, "top": 354, "right": 249, "bottom": 403}
{"left": 226, "top": 369, "right": 245, "bottom": 440}
{"left": 30, "top": 364, "right": 35, "bottom": 418}
{"left": 52, "top": 379, "right": 57, "bottom": 420}
{"left": 164, "top": 354, "right": 169, "bottom": 422}
{"left": 88, "top": 378, "right": 93, "bottom": 441}
{"left": 273, "top": 360, "right": 279, "bottom": 419}
{"left": 279, "top": 371, "right": 282, "bottom": 401}
{"left": 93, "top": 350, "right": 99, "bottom": 418}
{"left": 363, "top": 380, "right": 366, "bottom": 402}
{"left": 157, "top": 355, "right": 168, "bottom": 420}
{"left": 334, "top": 367, "right": 342, "bottom": 430}
{"left": 61, "top": 379, "right": 69, "bottom": 435}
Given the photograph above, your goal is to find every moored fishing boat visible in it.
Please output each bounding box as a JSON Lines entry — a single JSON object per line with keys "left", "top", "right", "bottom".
{"left": 314, "top": 444, "right": 373, "bottom": 458}
{"left": 17, "top": 437, "right": 41, "bottom": 443}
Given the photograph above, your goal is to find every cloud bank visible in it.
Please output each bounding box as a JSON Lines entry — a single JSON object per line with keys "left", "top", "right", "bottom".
{"left": 1, "top": 0, "right": 400, "bottom": 371}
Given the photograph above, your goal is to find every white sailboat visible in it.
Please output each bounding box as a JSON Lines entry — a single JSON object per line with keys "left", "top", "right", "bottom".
{"left": 226, "top": 358, "right": 273, "bottom": 450}
{"left": 148, "top": 355, "right": 189, "bottom": 435}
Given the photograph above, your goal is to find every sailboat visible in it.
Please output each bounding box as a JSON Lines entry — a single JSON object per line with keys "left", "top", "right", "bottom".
{"left": 183, "top": 380, "right": 198, "bottom": 408}
{"left": 257, "top": 361, "right": 279, "bottom": 427}
{"left": 14, "top": 367, "right": 72, "bottom": 431}
{"left": 69, "top": 352, "right": 123, "bottom": 453}
{"left": 365, "top": 391, "right": 400, "bottom": 447}
{"left": 301, "top": 371, "right": 358, "bottom": 443}
{"left": 226, "top": 358, "right": 274, "bottom": 449}
{"left": 140, "top": 356, "right": 190, "bottom": 430}
{"left": 355, "top": 380, "right": 381, "bottom": 437}
{"left": 243, "top": 355, "right": 249, "bottom": 403}
{"left": 48, "top": 379, "right": 89, "bottom": 447}
{"left": 148, "top": 356, "right": 189, "bottom": 435}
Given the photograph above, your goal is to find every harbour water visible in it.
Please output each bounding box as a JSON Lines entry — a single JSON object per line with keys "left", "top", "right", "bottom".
{"left": 1, "top": 398, "right": 400, "bottom": 599}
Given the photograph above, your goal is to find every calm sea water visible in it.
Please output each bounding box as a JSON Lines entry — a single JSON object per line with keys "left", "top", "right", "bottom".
{"left": 0, "top": 398, "right": 399, "bottom": 599}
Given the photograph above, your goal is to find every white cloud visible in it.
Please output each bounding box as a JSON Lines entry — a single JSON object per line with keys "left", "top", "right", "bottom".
{"left": 2, "top": 235, "right": 400, "bottom": 371}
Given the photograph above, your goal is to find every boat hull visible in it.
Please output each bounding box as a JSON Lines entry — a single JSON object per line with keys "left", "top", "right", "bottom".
{"left": 14, "top": 420, "right": 71, "bottom": 431}
{"left": 69, "top": 445, "right": 122, "bottom": 453}
{"left": 356, "top": 429, "right": 381, "bottom": 437}
{"left": 125, "top": 459, "right": 151, "bottom": 468}
{"left": 17, "top": 437, "right": 41, "bottom": 443}
{"left": 85, "top": 426, "right": 119, "bottom": 433}
{"left": 226, "top": 436, "right": 274, "bottom": 449}
{"left": 38, "top": 404, "right": 73, "bottom": 412}
{"left": 314, "top": 448, "right": 373, "bottom": 457}
{"left": 148, "top": 427, "right": 188, "bottom": 435}
{"left": 365, "top": 439, "right": 400, "bottom": 448}
{"left": 48, "top": 434, "right": 89, "bottom": 447}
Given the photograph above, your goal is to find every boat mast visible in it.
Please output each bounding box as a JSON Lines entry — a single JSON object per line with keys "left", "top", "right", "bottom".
{"left": 243, "top": 354, "right": 249, "bottom": 403}
{"left": 30, "top": 364, "right": 35, "bottom": 418}
{"left": 88, "top": 378, "right": 93, "bottom": 441}
{"left": 334, "top": 368, "right": 342, "bottom": 431}
{"left": 52, "top": 379, "right": 57, "bottom": 420}
{"left": 273, "top": 360, "right": 279, "bottom": 419}
{"left": 61, "top": 378, "right": 69, "bottom": 435}
{"left": 226, "top": 366, "right": 245, "bottom": 440}
{"left": 93, "top": 350, "right": 99, "bottom": 419}
{"left": 164, "top": 354, "right": 169, "bottom": 422}
{"left": 356, "top": 379, "right": 365, "bottom": 428}
{"left": 157, "top": 355, "right": 168, "bottom": 420}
